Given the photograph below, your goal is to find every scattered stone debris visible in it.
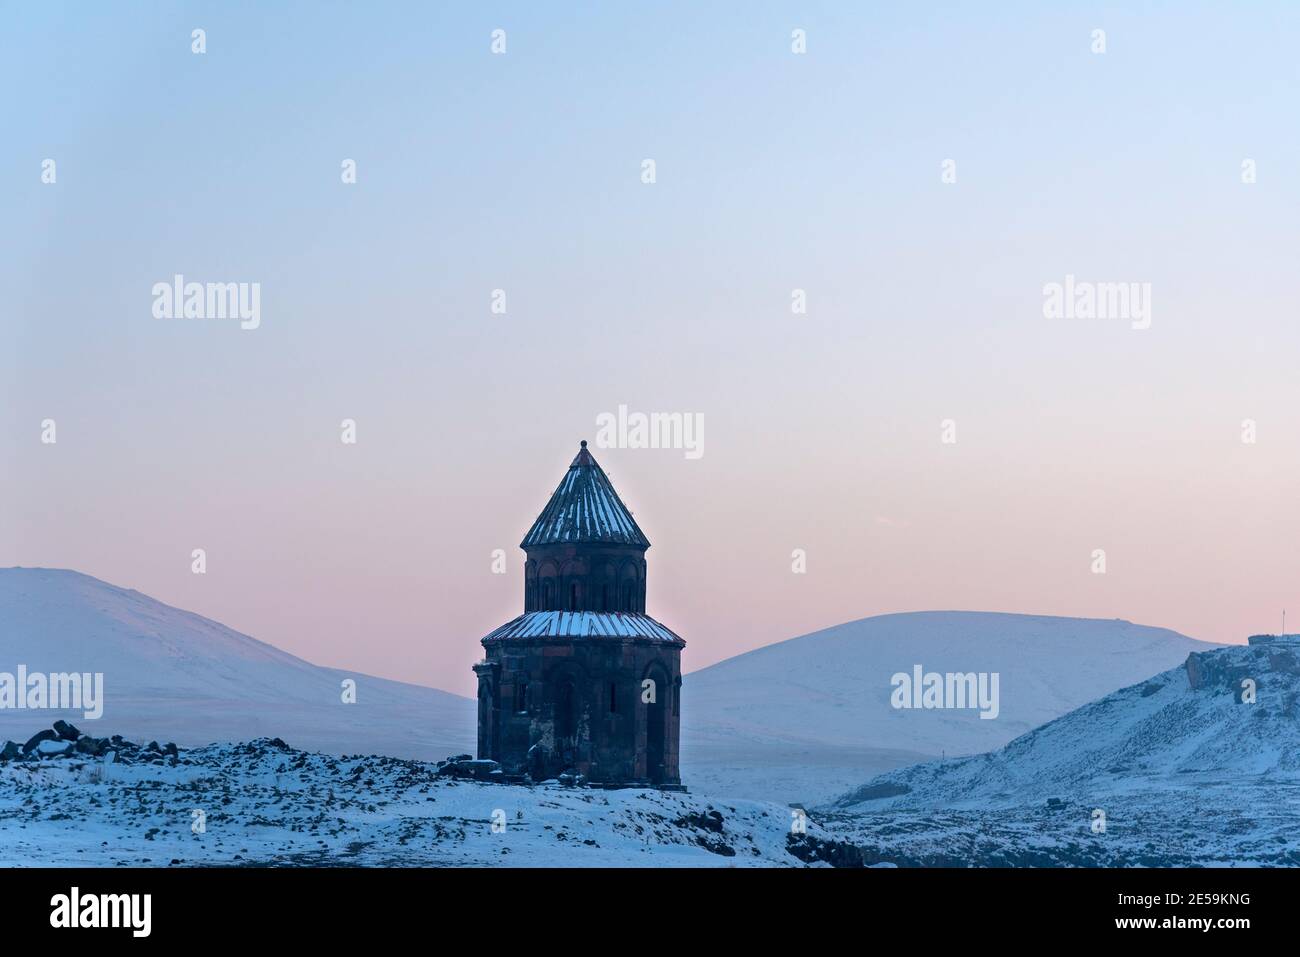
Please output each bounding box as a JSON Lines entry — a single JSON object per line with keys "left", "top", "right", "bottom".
{"left": 2, "top": 725, "right": 183, "bottom": 766}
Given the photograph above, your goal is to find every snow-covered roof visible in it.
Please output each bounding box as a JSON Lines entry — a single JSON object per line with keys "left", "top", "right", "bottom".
{"left": 521, "top": 442, "right": 650, "bottom": 549}
{"left": 482, "top": 611, "right": 683, "bottom": 645}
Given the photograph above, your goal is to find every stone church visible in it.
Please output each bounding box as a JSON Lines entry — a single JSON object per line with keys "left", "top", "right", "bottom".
{"left": 473, "top": 441, "right": 685, "bottom": 786}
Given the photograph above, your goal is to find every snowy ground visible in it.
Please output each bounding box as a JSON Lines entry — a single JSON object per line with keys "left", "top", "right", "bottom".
{"left": 681, "top": 741, "right": 930, "bottom": 808}
{"left": 0, "top": 738, "right": 822, "bottom": 867}
{"left": 814, "top": 782, "right": 1300, "bottom": 867}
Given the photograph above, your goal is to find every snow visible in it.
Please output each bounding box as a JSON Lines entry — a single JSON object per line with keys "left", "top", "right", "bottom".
{"left": 0, "top": 740, "right": 816, "bottom": 867}
{"left": 820, "top": 642, "right": 1300, "bottom": 866}
{"left": 4, "top": 567, "right": 1283, "bottom": 866}
{"left": 834, "top": 642, "right": 1299, "bottom": 812}
{"left": 681, "top": 611, "right": 1217, "bottom": 805}
{"left": 484, "top": 610, "right": 682, "bottom": 643}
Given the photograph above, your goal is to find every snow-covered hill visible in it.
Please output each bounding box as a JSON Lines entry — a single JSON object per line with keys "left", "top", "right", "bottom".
{"left": 819, "top": 642, "right": 1300, "bottom": 866}
{"left": 0, "top": 568, "right": 476, "bottom": 760}
{"left": 834, "top": 640, "right": 1300, "bottom": 812}
{"left": 0, "top": 736, "right": 824, "bottom": 867}
{"left": 682, "top": 612, "right": 1216, "bottom": 804}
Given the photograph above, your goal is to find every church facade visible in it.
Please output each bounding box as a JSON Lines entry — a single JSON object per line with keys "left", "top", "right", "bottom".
{"left": 473, "top": 441, "right": 685, "bottom": 786}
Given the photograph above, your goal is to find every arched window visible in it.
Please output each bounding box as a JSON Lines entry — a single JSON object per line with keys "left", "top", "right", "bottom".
{"left": 601, "top": 585, "right": 609, "bottom": 611}
{"left": 542, "top": 581, "right": 553, "bottom": 611}
{"left": 514, "top": 682, "right": 528, "bottom": 713}
{"left": 570, "top": 582, "right": 579, "bottom": 610}
{"left": 625, "top": 584, "right": 635, "bottom": 612}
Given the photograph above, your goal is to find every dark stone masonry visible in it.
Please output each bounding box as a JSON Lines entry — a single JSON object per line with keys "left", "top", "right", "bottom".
{"left": 473, "top": 442, "right": 684, "bottom": 786}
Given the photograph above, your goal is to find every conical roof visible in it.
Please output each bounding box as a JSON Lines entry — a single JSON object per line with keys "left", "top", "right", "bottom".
{"left": 520, "top": 442, "right": 650, "bottom": 548}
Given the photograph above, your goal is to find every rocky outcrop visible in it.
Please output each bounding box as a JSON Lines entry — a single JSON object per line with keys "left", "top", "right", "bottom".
{"left": 787, "top": 833, "right": 868, "bottom": 868}
{"left": 1186, "top": 642, "right": 1300, "bottom": 693}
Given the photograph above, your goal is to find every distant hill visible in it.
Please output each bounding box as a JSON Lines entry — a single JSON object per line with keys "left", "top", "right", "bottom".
{"left": 0, "top": 568, "right": 475, "bottom": 759}
{"left": 682, "top": 611, "right": 1217, "bottom": 804}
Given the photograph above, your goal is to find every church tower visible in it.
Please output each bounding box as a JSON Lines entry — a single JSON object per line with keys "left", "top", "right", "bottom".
{"left": 473, "top": 441, "right": 685, "bottom": 786}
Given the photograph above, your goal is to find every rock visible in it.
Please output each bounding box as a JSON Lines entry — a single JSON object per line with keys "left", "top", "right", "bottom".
{"left": 146, "top": 741, "right": 161, "bottom": 753}
{"left": 52, "top": 720, "right": 81, "bottom": 741}
{"left": 787, "top": 834, "right": 867, "bottom": 868}
{"left": 164, "top": 742, "right": 179, "bottom": 757}
{"left": 36, "top": 739, "right": 73, "bottom": 757}
{"left": 1184, "top": 645, "right": 1297, "bottom": 693}
{"left": 23, "top": 729, "right": 57, "bottom": 754}
{"left": 675, "top": 809, "right": 725, "bottom": 833}
{"left": 0, "top": 741, "right": 20, "bottom": 761}
{"left": 75, "top": 737, "right": 100, "bottom": 754}
{"left": 435, "top": 758, "right": 501, "bottom": 781}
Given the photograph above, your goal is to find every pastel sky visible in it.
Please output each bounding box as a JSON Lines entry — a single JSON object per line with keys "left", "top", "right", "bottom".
{"left": 3, "top": 2, "right": 1298, "bottom": 696}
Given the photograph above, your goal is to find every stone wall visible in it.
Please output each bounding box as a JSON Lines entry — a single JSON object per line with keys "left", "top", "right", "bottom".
{"left": 476, "top": 637, "right": 681, "bottom": 785}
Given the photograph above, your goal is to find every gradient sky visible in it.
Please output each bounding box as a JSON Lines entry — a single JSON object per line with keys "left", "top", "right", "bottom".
{"left": 3, "top": 1, "right": 1299, "bottom": 696}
